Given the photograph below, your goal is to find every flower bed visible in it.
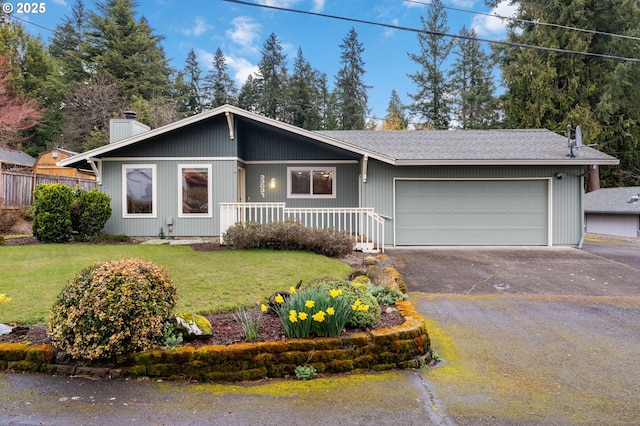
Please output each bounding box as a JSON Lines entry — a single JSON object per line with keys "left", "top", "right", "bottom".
{"left": 0, "top": 301, "right": 431, "bottom": 381}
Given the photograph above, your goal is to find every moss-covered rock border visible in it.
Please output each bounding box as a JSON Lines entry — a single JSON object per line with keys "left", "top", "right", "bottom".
{"left": 0, "top": 301, "right": 431, "bottom": 382}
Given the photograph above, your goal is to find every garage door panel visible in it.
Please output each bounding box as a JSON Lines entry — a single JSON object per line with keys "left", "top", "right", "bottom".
{"left": 395, "top": 180, "right": 548, "bottom": 245}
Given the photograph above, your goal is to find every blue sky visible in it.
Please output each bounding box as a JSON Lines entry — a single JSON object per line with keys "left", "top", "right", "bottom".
{"left": 13, "top": 0, "right": 517, "bottom": 120}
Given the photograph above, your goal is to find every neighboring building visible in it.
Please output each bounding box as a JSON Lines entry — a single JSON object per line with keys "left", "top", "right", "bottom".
{"left": 585, "top": 186, "right": 640, "bottom": 238}
{"left": 33, "top": 148, "right": 95, "bottom": 179}
{"left": 0, "top": 147, "right": 36, "bottom": 171}
{"left": 59, "top": 105, "right": 619, "bottom": 248}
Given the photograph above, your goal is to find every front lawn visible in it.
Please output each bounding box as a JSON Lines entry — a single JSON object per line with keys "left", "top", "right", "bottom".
{"left": 0, "top": 244, "right": 352, "bottom": 325}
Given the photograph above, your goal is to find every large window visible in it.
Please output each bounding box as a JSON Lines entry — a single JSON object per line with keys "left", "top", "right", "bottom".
{"left": 123, "top": 165, "right": 156, "bottom": 217}
{"left": 287, "top": 167, "right": 336, "bottom": 198}
{"left": 179, "top": 164, "right": 212, "bottom": 217}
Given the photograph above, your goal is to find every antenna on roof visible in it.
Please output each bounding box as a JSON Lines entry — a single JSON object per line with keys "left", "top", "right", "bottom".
{"left": 567, "top": 125, "right": 596, "bottom": 157}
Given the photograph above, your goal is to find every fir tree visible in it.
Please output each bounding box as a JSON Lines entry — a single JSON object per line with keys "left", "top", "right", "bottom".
{"left": 182, "top": 48, "right": 203, "bottom": 115}
{"left": 449, "top": 26, "right": 499, "bottom": 129}
{"left": 381, "top": 89, "right": 408, "bottom": 130}
{"left": 255, "top": 33, "right": 288, "bottom": 119}
{"left": 334, "top": 27, "right": 370, "bottom": 130}
{"left": 286, "top": 47, "right": 323, "bottom": 130}
{"left": 407, "top": 0, "right": 453, "bottom": 129}
{"left": 202, "top": 47, "right": 237, "bottom": 109}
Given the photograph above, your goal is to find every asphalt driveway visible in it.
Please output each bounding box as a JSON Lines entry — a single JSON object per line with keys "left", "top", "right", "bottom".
{"left": 387, "top": 242, "right": 640, "bottom": 425}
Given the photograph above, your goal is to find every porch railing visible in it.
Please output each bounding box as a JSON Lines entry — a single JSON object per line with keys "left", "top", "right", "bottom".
{"left": 220, "top": 203, "right": 385, "bottom": 253}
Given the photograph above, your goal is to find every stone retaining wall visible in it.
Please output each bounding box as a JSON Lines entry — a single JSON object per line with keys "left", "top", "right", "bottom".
{"left": 0, "top": 301, "right": 430, "bottom": 381}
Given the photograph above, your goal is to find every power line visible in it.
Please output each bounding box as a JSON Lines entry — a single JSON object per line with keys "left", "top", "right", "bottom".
{"left": 223, "top": 0, "right": 640, "bottom": 63}
{"left": 404, "top": 0, "right": 640, "bottom": 43}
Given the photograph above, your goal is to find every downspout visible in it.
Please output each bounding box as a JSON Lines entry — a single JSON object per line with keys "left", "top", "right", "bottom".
{"left": 578, "top": 165, "right": 595, "bottom": 248}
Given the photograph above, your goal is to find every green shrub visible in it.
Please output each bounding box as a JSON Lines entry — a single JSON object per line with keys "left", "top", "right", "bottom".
{"left": 47, "top": 258, "right": 177, "bottom": 360}
{"left": 71, "top": 189, "right": 112, "bottom": 240}
{"left": 223, "top": 219, "right": 354, "bottom": 257}
{"left": 0, "top": 236, "right": 5, "bottom": 246}
{"left": 367, "top": 284, "right": 408, "bottom": 305}
{"left": 348, "top": 292, "right": 381, "bottom": 329}
{"left": 32, "top": 184, "right": 74, "bottom": 243}
{"left": 294, "top": 364, "right": 317, "bottom": 380}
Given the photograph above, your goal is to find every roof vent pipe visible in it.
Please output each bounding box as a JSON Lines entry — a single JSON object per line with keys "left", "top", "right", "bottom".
{"left": 123, "top": 111, "right": 137, "bottom": 120}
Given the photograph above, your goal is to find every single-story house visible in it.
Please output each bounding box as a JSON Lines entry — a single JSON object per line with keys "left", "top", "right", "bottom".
{"left": 585, "top": 186, "right": 640, "bottom": 238}
{"left": 59, "top": 104, "right": 618, "bottom": 250}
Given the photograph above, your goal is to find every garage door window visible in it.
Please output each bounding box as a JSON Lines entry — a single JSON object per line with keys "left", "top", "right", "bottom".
{"left": 288, "top": 167, "right": 335, "bottom": 198}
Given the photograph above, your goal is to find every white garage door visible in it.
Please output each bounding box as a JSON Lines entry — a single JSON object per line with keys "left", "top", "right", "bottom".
{"left": 395, "top": 180, "right": 549, "bottom": 246}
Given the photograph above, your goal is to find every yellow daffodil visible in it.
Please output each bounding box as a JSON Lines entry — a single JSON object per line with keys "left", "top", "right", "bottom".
{"left": 312, "top": 311, "right": 326, "bottom": 322}
{"left": 305, "top": 300, "right": 315, "bottom": 309}
{"left": 352, "top": 299, "right": 362, "bottom": 310}
{"left": 289, "top": 310, "right": 298, "bottom": 323}
{"left": 326, "top": 307, "right": 335, "bottom": 315}
{"left": 329, "top": 289, "right": 343, "bottom": 298}
{"left": 260, "top": 303, "right": 268, "bottom": 313}
{"left": 358, "top": 304, "right": 369, "bottom": 311}
{"left": 298, "top": 312, "right": 308, "bottom": 320}
{"left": 0, "top": 294, "right": 10, "bottom": 303}
{"left": 275, "top": 294, "right": 284, "bottom": 304}
{"left": 289, "top": 286, "right": 297, "bottom": 294}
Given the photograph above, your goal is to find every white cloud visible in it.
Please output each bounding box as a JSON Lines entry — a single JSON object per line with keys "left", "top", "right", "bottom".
{"left": 449, "top": 0, "right": 476, "bottom": 8}
{"left": 404, "top": 0, "right": 430, "bottom": 8}
{"left": 384, "top": 18, "right": 399, "bottom": 37}
{"left": 472, "top": 1, "right": 519, "bottom": 36}
{"left": 255, "top": 0, "right": 325, "bottom": 11}
{"left": 197, "top": 49, "right": 257, "bottom": 86}
{"left": 226, "top": 16, "right": 262, "bottom": 54}
{"left": 51, "top": 0, "right": 67, "bottom": 5}
{"left": 182, "top": 17, "right": 214, "bottom": 37}
{"left": 226, "top": 56, "right": 259, "bottom": 84}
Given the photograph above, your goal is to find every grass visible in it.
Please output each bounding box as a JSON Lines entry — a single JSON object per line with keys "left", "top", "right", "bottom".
{"left": 0, "top": 244, "right": 352, "bottom": 325}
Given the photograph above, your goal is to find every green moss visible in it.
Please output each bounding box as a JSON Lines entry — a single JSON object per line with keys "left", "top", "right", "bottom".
{"left": 0, "top": 344, "right": 28, "bottom": 361}
{"left": 326, "top": 359, "right": 354, "bottom": 373}
{"left": 25, "top": 345, "right": 53, "bottom": 363}
{"left": 128, "top": 365, "right": 147, "bottom": 376}
{"left": 146, "top": 363, "right": 180, "bottom": 377}
{"left": 8, "top": 360, "right": 40, "bottom": 372}
{"left": 176, "top": 312, "right": 212, "bottom": 336}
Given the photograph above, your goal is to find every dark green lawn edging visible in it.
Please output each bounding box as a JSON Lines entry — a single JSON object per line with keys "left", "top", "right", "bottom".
{"left": 0, "top": 301, "right": 431, "bottom": 381}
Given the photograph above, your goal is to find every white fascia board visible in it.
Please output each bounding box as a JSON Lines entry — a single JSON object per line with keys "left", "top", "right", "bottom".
{"left": 394, "top": 158, "right": 620, "bottom": 166}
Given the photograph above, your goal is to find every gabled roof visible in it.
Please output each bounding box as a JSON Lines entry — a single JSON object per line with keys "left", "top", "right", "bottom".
{"left": 59, "top": 104, "right": 619, "bottom": 167}
{"left": 0, "top": 147, "right": 36, "bottom": 168}
{"left": 585, "top": 186, "right": 640, "bottom": 214}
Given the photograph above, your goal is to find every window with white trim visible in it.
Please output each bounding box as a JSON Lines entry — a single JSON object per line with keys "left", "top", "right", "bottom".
{"left": 179, "top": 164, "right": 212, "bottom": 217}
{"left": 123, "top": 165, "right": 156, "bottom": 217}
{"left": 287, "top": 167, "right": 336, "bottom": 198}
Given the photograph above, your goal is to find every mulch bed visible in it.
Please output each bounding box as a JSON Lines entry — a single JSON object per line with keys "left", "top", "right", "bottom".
{"left": 0, "top": 306, "right": 404, "bottom": 348}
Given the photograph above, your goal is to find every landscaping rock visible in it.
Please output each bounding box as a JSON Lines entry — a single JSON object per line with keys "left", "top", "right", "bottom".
{"left": 176, "top": 313, "right": 212, "bottom": 338}
{"left": 0, "top": 323, "right": 12, "bottom": 336}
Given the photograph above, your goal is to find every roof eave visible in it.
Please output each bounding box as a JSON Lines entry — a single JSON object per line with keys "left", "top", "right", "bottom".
{"left": 394, "top": 159, "right": 620, "bottom": 166}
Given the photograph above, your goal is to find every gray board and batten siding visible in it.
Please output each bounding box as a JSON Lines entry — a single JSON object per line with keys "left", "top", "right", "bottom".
{"left": 360, "top": 161, "right": 586, "bottom": 247}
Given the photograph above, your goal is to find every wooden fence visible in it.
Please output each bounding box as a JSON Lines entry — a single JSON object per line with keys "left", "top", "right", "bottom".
{"left": 0, "top": 169, "right": 97, "bottom": 209}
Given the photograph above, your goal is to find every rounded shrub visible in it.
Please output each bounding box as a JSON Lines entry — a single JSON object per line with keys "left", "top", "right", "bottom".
{"left": 47, "top": 258, "right": 178, "bottom": 360}
{"left": 348, "top": 292, "right": 381, "bottom": 329}
{"left": 32, "top": 184, "right": 74, "bottom": 243}
{"left": 71, "top": 189, "right": 112, "bottom": 240}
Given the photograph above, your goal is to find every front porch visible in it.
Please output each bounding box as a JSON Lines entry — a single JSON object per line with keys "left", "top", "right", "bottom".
{"left": 219, "top": 203, "right": 385, "bottom": 253}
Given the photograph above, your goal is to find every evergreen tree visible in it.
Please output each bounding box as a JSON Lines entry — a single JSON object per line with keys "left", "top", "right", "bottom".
{"left": 381, "top": 89, "right": 408, "bottom": 130}
{"left": 449, "top": 26, "right": 499, "bottom": 129}
{"left": 255, "top": 33, "right": 288, "bottom": 119}
{"left": 85, "top": 0, "right": 172, "bottom": 100}
{"left": 494, "top": 0, "right": 640, "bottom": 186}
{"left": 182, "top": 48, "right": 203, "bottom": 115}
{"left": 318, "top": 73, "right": 338, "bottom": 130}
{"left": 202, "top": 47, "right": 237, "bottom": 109}
{"left": 334, "top": 27, "right": 370, "bottom": 130}
{"left": 48, "top": 0, "right": 88, "bottom": 83}
{"left": 237, "top": 74, "right": 260, "bottom": 112}
{"left": 407, "top": 0, "right": 454, "bottom": 129}
{"left": 286, "top": 47, "right": 323, "bottom": 130}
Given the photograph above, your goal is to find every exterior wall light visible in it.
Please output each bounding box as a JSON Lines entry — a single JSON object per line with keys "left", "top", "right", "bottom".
{"left": 555, "top": 172, "right": 566, "bottom": 179}
{"left": 270, "top": 177, "right": 276, "bottom": 189}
